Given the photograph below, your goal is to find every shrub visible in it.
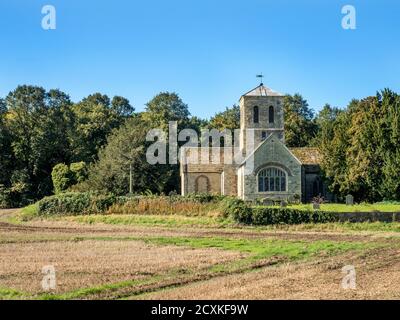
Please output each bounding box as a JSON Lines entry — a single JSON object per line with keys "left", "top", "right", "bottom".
{"left": 37, "top": 192, "right": 116, "bottom": 216}
{"left": 226, "top": 203, "right": 337, "bottom": 225}
{"left": 219, "top": 197, "right": 252, "bottom": 222}
{"left": 51, "top": 162, "right": 88, "bottom": 194}
{"left": 184, "top": 193, "right": 224, "bottom": 204}
{"left": 51, "top": 164, "right": 73, "bottom": 194}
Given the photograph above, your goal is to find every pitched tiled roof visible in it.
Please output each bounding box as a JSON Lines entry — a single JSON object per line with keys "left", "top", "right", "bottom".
{"left": 241, "top": 84, "right": 284, "bottom": 97}
{"left": 289, "top": 147, "right": 322, "bottom": 165}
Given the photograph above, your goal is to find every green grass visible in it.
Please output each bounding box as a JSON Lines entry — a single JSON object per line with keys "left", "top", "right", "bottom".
{"left": 19, "top": 203, "right": 39, "bottom": 221}
{"left": 59, "top": 213, "right": 400, "bottom": 233}
{"left": 140, "top": 236, "right": 376, "bottom": 261}
{"left": 38, "top": 277, "right": 162, "bottom": 300}
{"left": 259, "top": 221, "right": 400, "bottom": 233}
{"left": 272, "top": 203, "right": 400, "bottom": 213}
{"left": 0, "top": 287, "right": 26, "bottom": 299}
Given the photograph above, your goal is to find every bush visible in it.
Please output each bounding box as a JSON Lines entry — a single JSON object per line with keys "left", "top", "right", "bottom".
{"left": 37, "top": 192, "right": 116, "bottom": 216}
{"left": 51, "top": 162, "right": 88, "bottom": 194}
{"left": 51, "top": 164, "right": 73, "bottom": 194}
{"left": 225, "top": 202, "right": 337, "bottom": 225}
{"left": 219, "top": 197, "right": 252, "bottom": 222}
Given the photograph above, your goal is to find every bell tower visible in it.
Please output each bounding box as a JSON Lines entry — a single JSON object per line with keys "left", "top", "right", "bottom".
{"left": 239, "top": 83, "right": 285, "bottom": 152}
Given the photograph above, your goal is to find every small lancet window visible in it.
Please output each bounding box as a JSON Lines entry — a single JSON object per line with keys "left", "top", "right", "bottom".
{"left": 261, "top": 131, "right": 267, "bottom": 141}
{"left": 253, "top": 106, "right": 259, "bottom": 123}
{"left": 269, "top": 106, "right": 274, "bottom": 123}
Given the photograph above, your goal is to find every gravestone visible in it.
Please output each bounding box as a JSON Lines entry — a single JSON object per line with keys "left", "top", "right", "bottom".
{"left": 346, "top": 194, "right": 354, "bottom": 206}
{"left": 312, "top": 203, "right": 320, "bottom": 210}
{"left": 262, "top": 198, "right": 274, "bottom": 206}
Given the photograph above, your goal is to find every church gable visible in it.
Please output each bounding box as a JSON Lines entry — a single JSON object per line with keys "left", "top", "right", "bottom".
{"left": 241, "top": 134, "right": 301, "bottom": 172}
{"left": 238, "top": 134, "right": 302, "bottom": 201}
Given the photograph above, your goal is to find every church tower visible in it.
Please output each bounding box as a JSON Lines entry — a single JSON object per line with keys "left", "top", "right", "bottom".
{"left": 239, "top": 83, "right": 285, "bottom": 152}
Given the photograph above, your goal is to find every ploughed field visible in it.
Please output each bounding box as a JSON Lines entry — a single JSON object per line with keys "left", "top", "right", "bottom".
{"left": 0, "top": 210, "right": 399, "bottom": 300}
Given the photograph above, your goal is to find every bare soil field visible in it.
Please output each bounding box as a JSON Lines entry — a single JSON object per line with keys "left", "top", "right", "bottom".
{"left": 143, "top": 248, "right": 400, "bottom": 300}
{"left": 0, "top": 239, "right": 244, "bottom": 295}
{"left": 0, "top": 210, "right": 399, "bottom": 300}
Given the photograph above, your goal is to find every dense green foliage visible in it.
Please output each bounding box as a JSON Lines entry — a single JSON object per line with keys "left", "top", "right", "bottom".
{"left": 284, "top": 94, "right": 318, "bottom": 147}
{"left": 0, "top": 86, "right": 133, "bottom": 207}
{"left": 51, "top": 162, "right": 87, "bottom": 194}
{"left": 209, "top": 105, "right": 240, "bottom": 131}
{"left": 318, "top": 89, "right": 400, "bottom": 202}
{"left": 37, "top": 192, "right": 117, "bottom": 215}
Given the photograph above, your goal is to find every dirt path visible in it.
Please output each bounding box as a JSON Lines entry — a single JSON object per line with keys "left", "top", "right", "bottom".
{"left": 0, "top": 209, "right": 20, "bottom": 221}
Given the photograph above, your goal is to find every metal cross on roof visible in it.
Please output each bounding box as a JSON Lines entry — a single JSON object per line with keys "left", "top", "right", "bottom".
{"left": 256, "top": 73, "right": 264, "bottom": 85}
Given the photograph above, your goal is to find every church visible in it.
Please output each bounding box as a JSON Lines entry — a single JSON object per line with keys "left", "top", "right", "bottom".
{"left": 180, "top": 83, "right": 330, "bottom": 203}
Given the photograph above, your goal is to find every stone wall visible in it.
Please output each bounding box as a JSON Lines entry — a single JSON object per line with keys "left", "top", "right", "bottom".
{"left": 334, "top": 212, "right": 400, "bottom": 222}
{"left": 180, "top": 147, "right": 238, "bottom": 196}
{"left": 183, "top": 172, "right": 222, "bottom": 194}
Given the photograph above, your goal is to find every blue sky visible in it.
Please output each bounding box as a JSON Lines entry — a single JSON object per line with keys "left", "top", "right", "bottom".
{"left": 0, "top": 0, "right": 399, "bottom": 118}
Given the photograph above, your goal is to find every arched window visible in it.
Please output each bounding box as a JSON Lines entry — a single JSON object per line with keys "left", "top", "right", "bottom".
{"left": 269, "top": 106, "right": 274, "bottom": 123}
{"left": 253, "top": 106, "right": 259, "bottom": 123}
{"left": 258, "top": 167, "right": 286, "bottom": 192}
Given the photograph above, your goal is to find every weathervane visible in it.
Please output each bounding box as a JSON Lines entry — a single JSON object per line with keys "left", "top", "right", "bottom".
{"left": 256, "top": 73, "right": 264, "bottom": 85}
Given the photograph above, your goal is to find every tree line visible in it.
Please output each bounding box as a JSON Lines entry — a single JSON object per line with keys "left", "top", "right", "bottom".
{"left": 0, "top": 85, "right": 399, "bottom": 207}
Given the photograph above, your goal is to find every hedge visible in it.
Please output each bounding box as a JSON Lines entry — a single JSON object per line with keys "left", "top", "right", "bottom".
{"left": 37, "top": 192, "right": 116, "bottom": 216}
{"left": 224, "top": 198, "right": 337, "bottom": 225}
{"left": 36, "top": 192, "right": 223, "bottom": 216}
{"left": 36, "top": 192, "right": 337, "bottom": 224}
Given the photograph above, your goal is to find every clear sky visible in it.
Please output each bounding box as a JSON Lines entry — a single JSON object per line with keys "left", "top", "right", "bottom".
{"left": 0, "top": 0, "right": 399, "bottom": 118}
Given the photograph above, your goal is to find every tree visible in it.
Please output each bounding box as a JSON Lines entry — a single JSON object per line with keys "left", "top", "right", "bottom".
{"left": 0, "top": 98, "right": 6, "bottom": 115}
{"left": 5, "top": 85, "right": 74, "bottom": 202}
{"left": 141, "top": 92, "right": 190, "bottom": 130}
{"left": 319, "top": 104, "right": 352, "bottom": 199}
{"left": 79, "top": 92, "right": 192, "bottom": 196}
{"left": 0, "top": 99, "right": 13, "bottom": 184}
{"left": 313, "top": 104, "right": 342, "bottom": 146}
{"left": 111, "top": 96, "right": 134, "bottom": 117}
{"left": 283, "top": 94, "right": 318, "bottom": 147}
{"left": 319, "top": 90, "right": 400, "bottom": 202}
{"left": 380, "top": 90, "right": 400, "bottom": 199}
{"left": 81, "top": 116, "right": 176, "bottom": 195}
{"left": 186, "top": 116, "right": 209, "bottom": 134}
{"left": 0, "top": 86, "right": 134, "bottom": 206}
{"left": 71, "top": 93, "right": 128, "bottom": 162}
{"left": 209, "top": 105, "right": 240, "bottom": 131}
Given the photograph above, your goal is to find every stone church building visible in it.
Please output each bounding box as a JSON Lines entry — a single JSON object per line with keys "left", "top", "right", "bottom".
{"left": 180, "top": 84, "right": 328, "bottom": 203}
